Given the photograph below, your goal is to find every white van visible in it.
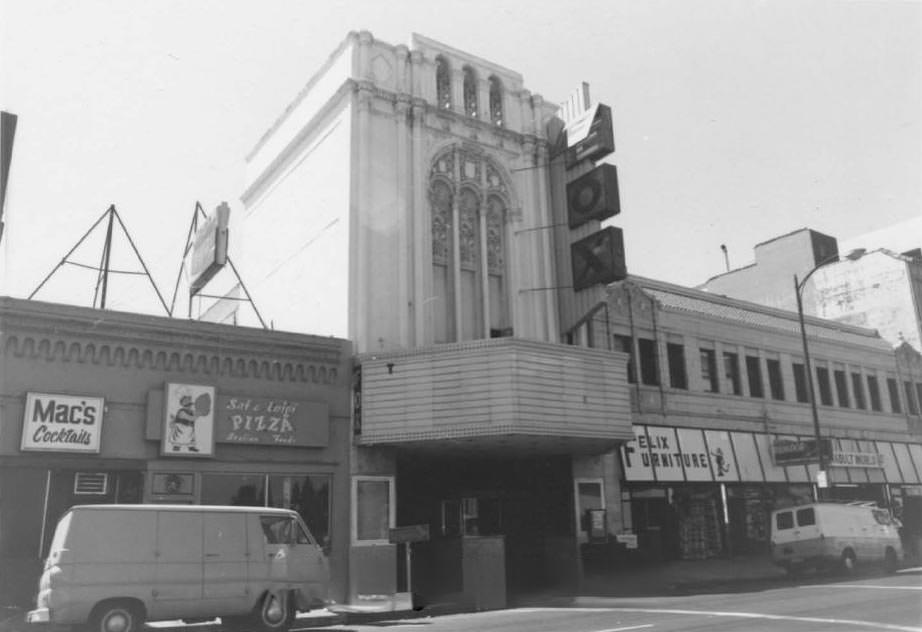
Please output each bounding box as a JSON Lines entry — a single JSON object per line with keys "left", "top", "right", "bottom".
{"left": 26, "top": 504, "right": 329, "bottom": 632}
{"left": 770, "top": 502, "right": 902, "bottom": 574}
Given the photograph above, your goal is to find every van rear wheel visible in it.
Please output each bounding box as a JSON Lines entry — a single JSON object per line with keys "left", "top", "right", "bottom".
{"left": 254, "top": 590, "right": 294, "bottom": 632}
{"left": 89, "top": 600, "right": 144, "bottom": 632}
{"left": 884, "top": 547, "right": 898, "bottom": 574}
{"left": 840, "top": 549, "right": 857, "bottom": 574}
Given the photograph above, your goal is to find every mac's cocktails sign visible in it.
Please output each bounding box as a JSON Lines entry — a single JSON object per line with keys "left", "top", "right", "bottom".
{"left": 21, "top": 392, "right": 104, "bottom": 453}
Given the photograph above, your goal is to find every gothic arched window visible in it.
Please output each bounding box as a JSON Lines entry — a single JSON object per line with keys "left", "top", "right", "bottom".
{"left": 463, "top": 66, "right": 478, "bottom": 117}
{"left": 429, "top": 147, "right": 510, "bottom": 343}
{"left": 489, "top": 75, "right": 504, "bottom": 126}
{"left": 436, "top": 56, "right": 452, "bottom": 110}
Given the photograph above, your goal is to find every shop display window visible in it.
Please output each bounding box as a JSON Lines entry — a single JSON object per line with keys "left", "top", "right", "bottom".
{"left": 201, "top": 473, "right": 331, "bottom": 549}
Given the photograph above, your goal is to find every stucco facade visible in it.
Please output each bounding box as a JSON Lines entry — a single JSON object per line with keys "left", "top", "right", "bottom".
{"left": 0, "top": 297, "right": 353, "bottom": 607}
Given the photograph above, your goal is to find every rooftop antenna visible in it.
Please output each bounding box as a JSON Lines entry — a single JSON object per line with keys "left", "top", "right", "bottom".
{"left": 720, "top": 244, "right": 730, "bottom": 272}
{"left": 28, "top": 204, "right": 169, "bottom": 313}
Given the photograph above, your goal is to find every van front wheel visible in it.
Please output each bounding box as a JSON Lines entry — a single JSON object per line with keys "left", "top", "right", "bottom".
{"left": 89, "top": 601, "right": 144, "bottom": 632}
{"left": 254, "top": 590, "right": 295, "bottom": 632}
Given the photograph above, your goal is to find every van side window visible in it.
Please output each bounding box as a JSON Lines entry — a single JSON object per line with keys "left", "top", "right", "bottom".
{"left": 776, "top": 511, "right": 794, "bottom": 530}
{"left": 260, "top": 516, "right": 293, "bottom": 544}
{"left": 796, "top": 507, "right": 815, "bottom": 526}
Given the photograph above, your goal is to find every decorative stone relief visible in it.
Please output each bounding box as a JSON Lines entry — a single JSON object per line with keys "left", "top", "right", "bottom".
{"left": 458, "top": 188, "right": 480, "bottom": 268}
{"left": 430, "top": 179, "right": 452, "bottom": 263}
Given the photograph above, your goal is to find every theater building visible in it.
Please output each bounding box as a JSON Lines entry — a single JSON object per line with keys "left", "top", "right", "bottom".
{"left": 0, "top": 297, "right": 353, "bottom": 607}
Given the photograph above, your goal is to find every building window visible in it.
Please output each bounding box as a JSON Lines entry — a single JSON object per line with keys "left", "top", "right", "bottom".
{"left": 851, "top": 372, "right": 866, "bottom": 410}
{"left": 887, "top": 377, "right": 902, "bottom": 413}
{"left": 463, "top": 65, "right": 478, "bottom": 117}
{"left": 489, "top": 75, "right": 504, "bottom": 126}
{"left": 792, "top": 362, "right": 809, "bottom": 403}
{"left": 834, "top": 368, "right": 850, "bottom": 408}
{"left": 723, "top": 351, "right": 742, "bottom": 395}
{"left": 436, "top": 55, "right": 452, "bottom": 109}
{"left": 867, "top": 375, "right": 882, "bottom": 412}
{"left": 746, "top": 355, "right": 763, "bottom": 398}
{"left": 638, "top": 338, "right": 659, "bottom": 386}
{"left": 700, "top": 348, "right": 719, "bottom": 393}
{"left": 614, "top": 335, "right": 636, "bottom": 383}
{"left": 917, "top": 384, "right": 922, "bottom": 415}
{"left": 429, "top": 148, "right": 510, "bottom": 343}
{"left": 353, "top": 476, "right": 394, "bottom": 545}
{"left": 667, "top": 342, "right": 687, "bottom": 389}
{"left": 767, "top": 359, "right": 785, "bottom": 401}
{"left": 816, "top": 366, "right": 833, "bottom": 406}
{"left": 905, "top": 381, "right": 919, "bottom": 415}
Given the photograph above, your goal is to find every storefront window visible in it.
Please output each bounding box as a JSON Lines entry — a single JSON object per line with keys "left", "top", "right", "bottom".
{"left": 201, "top": 473, "right": 331, "bottom": 548}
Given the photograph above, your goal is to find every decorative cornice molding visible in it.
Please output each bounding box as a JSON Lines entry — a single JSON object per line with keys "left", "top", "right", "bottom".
{"left": 1, "top": 298, "right": 349, "bottom": 385}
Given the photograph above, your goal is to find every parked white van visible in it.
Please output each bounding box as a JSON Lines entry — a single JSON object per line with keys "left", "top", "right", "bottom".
{"left": 26, "top": 504, "right": 329, "bottom": 632}
{"left": 770, "top": 502, "right": 902, "bottom": 574}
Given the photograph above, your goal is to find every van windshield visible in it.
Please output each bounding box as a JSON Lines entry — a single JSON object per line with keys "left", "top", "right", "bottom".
{"left": 49, "top": 512, "right": 72, "bottom": 554}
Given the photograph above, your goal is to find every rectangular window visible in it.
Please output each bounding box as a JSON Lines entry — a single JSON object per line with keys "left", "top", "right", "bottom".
{"left": 850, "top": 372, "right": 866, "bottom": 410}
{"left": 867, "top": 375, "right": 882, "bottom": 412}
{"left": 834, "top": 369, "right": 850, "bottom": 408}
{"left": 613, "top": 335, "right": 636, "bottom": 384}
{"left": 353, "top": 476, "right": 394, "bottom": 544}
{"left": 792, "top": 362, "right": 809, "bottom": 403}
{"left": 905, "top": 381, "right": 919, "bottom": 415}
{"left": 888, "top": 378, "right": 902, "bottom": 413}
{"left": 638, "top": 338, "right": 660, "bottom": 386}
{"left": 816, "top": 366, "right": 833, "bottom": 406}
{"left": 700, "top": 349, "right": 719, "bottom": 393}
{"left": 746, "top": 355, "right": 764, "bottom": 398}
{"left": 775, "top": 511, "right": 794, "bottom": 530}
{"left": 917, "top": 384, "right": 922, "bottom": 415}
{"left": 796, "top": 507, "right": 816, "bottom": 527}
{"left": 723, "top": 352, "right": 742, "bottom": 395}
{"left": 667, "top": 342, "right": 687, "bottom": 389}
{"left": 767, "top": 359, "right": 785, "bottom": 401}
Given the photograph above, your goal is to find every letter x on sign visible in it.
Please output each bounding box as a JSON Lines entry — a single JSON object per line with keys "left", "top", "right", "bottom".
{"left": 571, "top": 226, "right": 626, "bottom": 291}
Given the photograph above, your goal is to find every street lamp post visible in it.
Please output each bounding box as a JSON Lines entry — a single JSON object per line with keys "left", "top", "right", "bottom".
{"left": 792, "top": 250, "right": 865, "bottom": 498}
{"left": 794, "top": 269, "right": 827, "bottom": 496}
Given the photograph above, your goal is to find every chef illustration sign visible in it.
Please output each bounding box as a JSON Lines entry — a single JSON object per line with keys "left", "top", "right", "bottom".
{"left": 162, "top": 383, "right": 215, "bottom": 456}
{"left": 21, "top": 392, "right": 104, "bottom": 453}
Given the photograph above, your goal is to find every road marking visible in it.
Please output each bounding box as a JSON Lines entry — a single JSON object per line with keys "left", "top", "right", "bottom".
{"left": 806, "top": 584, "right": 922, "bottom": 591}
{"left": 595, "top": 625, "right": 654, "bottom": 632}
{"left": 516, "top": 607, "right": 922, "bottom": 632}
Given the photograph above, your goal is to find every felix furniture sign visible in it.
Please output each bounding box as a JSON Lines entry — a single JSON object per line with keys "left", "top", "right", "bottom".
{"left": 21, "top": 392, "right": 104, "bottom": 453}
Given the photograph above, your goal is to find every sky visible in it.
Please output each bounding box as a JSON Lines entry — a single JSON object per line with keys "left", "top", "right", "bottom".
{"left": 1, "top": 0, "right": 920, "bottom": 318}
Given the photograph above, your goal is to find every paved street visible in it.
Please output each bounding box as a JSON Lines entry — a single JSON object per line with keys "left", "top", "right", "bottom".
{"left": 303, "top": 568, "right": 922, "bottom": 632}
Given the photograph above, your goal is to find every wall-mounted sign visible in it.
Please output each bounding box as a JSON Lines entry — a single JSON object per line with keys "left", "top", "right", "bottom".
{"left": 829, "top": 449, "right": 885, "bottom": 468}
{"left": 216, "top": 396, "right": 329, "bottom": 447}
{"left": 162, "top": 383, "right": 215, "bottom": 457}
{"left": 20, "top": 392, "right": 104, "bottom": 453}
{"left": 615, "top": 533, "right": 638, "bottom": 549}
{"left": 570, "top": 226, "right": 627, "bottom": 291}
{"left": 772, "top": 438, "right": 832, "bottom": 466}
{"left": 564, "top": 103, "right": 615, "bottom": 168}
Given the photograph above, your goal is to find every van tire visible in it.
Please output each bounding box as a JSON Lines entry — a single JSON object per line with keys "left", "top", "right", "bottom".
{"left": 884, "top": 547, "right": 898, "bottom": 574}
{"left": 254, "top": 590, "right": 294, "bottom": 632}
{"left": 840, "top": 549, "right": 857, "bottom": 574}
{"left": 88, "top": 600, "right": 145, "bottom": 632}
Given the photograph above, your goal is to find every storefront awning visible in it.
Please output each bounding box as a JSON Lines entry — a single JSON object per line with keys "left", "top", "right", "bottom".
{"left": 620, "top": 424, "right": 922, "bottom": 486}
